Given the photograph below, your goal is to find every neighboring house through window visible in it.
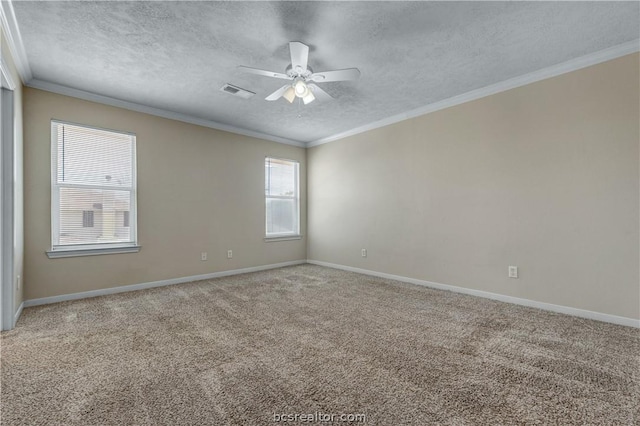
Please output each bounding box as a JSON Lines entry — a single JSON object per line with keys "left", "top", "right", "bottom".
{"left": 82, "top": 210, "right": 94, "bottom": 228}
{"left": 265, "top": 157, "right": 300, "bottom": 238}
{"left": 49, "top": 121, "right": 138, "bottom": 257}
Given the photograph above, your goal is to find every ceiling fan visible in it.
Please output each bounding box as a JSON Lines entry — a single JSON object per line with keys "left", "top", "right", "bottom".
{"left": 238, "top": 41, "right": 360, "bottom": 105}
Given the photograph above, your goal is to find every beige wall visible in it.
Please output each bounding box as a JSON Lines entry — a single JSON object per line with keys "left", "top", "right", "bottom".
{"left": 24, "top": 88, "right": 306, "bottom": 299}
{"left": 1, "top": 27, "right": 24, "bottom": 316}
{"left": 21, "top": 53, "right": 640, "bottom": 320}
{"left": 308, "top": 53, "right": 639, "bottom": 320}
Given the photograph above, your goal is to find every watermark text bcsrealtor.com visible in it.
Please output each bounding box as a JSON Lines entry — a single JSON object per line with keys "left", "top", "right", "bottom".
{"left": 273, "top": 411, "right": 366, "bottom": 423}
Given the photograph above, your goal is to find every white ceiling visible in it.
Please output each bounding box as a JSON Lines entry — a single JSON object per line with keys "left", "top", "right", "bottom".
{"left": 8, "top": 1, "right": 640, "bottom": 145}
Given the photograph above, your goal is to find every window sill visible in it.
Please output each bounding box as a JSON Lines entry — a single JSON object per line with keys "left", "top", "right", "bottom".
{"left": 46, "top": 245, "right": 141, "bottom": 259}
{"left": 264, "top": 235, "right": 302, "bottom": 242}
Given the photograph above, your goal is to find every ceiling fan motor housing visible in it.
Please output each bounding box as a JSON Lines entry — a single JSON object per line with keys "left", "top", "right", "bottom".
{"left": 285, "top": 65, "right": 313, "bottom": 79}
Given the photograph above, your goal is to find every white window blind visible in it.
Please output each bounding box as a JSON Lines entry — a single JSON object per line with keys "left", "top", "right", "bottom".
{"left": 51, "top": 121, "right": 137, "bottom": 252}
{"left": 265, "top": 157, "right": 299, "bottom": 237}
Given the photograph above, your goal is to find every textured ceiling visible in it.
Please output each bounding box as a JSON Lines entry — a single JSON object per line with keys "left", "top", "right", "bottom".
{"left": 12, "top": 1, "right": 640, "bottom": 144}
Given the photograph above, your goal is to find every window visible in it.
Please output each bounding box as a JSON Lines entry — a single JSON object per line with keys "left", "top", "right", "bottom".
{"left": 82, "top": 210, "right": 94, "bottom": 228}
{"left": 265, "top": 157, "right": 299, "bottom": 238}
{"left": 49, "top": 121, "right": 138, "bottom": 257}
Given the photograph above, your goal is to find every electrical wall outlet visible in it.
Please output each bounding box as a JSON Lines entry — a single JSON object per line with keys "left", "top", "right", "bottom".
{"left": 201, "top": 252, "right": 207, "bottom": 261}
{"left": 227, "top": 250, "right": 233, "bottom": 259}
{"left": 508, "top": 266, "right": 518, "bottom": 278}
{"left": 16, "top": 275, "right": 21, "bottom": 291}
{"left": 361, "top": 248, "right": 367, "bottom": 258}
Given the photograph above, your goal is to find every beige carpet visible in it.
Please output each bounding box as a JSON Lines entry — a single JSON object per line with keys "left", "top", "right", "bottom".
{"left": 1, "top": 264, "right": 638, "bottom": 425}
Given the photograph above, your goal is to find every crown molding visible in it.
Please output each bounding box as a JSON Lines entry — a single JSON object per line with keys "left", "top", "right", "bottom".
{"left": 2, "top": 0, "right": 302, "bottom": 147}
{"left": 306, "top": 39, "right": 640, "bottom": 148}
{"left": 27, "top": 79, "right": 306, "bottom": 147}
{"left": 4, "top": 0, "right": 638, "bottom": 150}
{"left": 0, "top": 0, "right": 32, "bottom": 83}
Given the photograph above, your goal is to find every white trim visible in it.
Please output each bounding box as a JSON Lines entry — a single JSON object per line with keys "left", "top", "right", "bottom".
{"left": 0, "top": 0, "right": 33, "bottom": 82}
{"left": 2, "top": 0, "right": 637, "bottom": 151}
{"left": 14, "top": 38, "right": 639, "bottom": 150}
{"left": 0, "top": 57, "right": 16, "bottom": 91}
{"left": 51, "top": 118, "right": 136, "bottom": 137}
{"left": 264, "top": 235, "right": 302, "bottom": 242}
{"left": 265, "top": 157, "right": 301, "bottom": 237}
{"left": 0, "top": 87, "right": 14, "bottom": 331}
{"left": 13, "top": 301, "right": 22, "bottom": 326}
{"left": 19, "top": 258, "right": 640, "bottom": 328}
{"left": 0, "top": 51, "right": 15, "bottom": 331}
{"left": 23, "top": 260, "right": 307, "bottom": 307}
{"left": 26, "top": 79, "right": 306, "bottom": 148}
{"left": 50, "top": 121, "right": 58, "bottom": 250}
{"left": 46, "top": 245, "right": 141, "bottom": 259}
{"left": 50, "top": 121, "right": 139, "bottom": 253}
{"left": 131, "top": 133, "right": 138, "bottom": 248}
{"left": 307, "top": 40, "right": 640, "bottom": 147}
{"left": 306, "top": 260, "right": 640, "bottom": 329}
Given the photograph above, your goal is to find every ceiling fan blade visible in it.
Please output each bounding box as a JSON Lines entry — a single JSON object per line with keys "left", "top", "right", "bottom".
{"left": 308, "top": 83, "right": 333, "bottom": 102}
{"left": 237, "top": 66, "right": 291, "bottom": 80}
{"left": 310, "top": 68, "right": 360, "bottom": 83}
{"left": 289, "top": 42, "right": 309, "bottom": 73}
{"left": 265, "top": 84, "right": 293, "bottom": 101}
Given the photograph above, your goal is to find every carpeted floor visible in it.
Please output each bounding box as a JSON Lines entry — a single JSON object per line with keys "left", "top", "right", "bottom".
{"left": 1, "top": 264, "right": 638, "bottom": 425}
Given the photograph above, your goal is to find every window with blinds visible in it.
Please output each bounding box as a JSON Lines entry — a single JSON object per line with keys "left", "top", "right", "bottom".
{"left": 265, "top": 157, "right": 300, "bottom": 238}
{"left": 51, "top": 121, "right": 137, "bottom": 252}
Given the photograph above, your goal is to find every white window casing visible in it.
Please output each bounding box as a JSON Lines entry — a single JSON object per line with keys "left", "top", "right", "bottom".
{"left": 265, "top": 157, "right": 300, "bottom": 240}
{"left": 48, "top": 121, "right": 139, "bottom": 258}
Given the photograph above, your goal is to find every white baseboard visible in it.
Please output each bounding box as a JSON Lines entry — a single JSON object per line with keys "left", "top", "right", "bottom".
{"left": 23, "top": 260, "right": 307, "bottom": 308}
{"left": 306, "top": 260, "right": 640, "bottom": 328}
{"left": 13, "top": 301, "right": 23, "bottom": 326}
{"left": 21, "top": 259, "right": 640, "bottom": 328}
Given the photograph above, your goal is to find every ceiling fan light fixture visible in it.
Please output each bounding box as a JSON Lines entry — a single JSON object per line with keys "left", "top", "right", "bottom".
{"left": 239, "top": 41, "right": 360, "bottom": 105}
{"left": 282, "top": 86, "right": 296, "bottom": 103}
{"left": 293, "top": 78, "right": 308, "bottom": 97}
{"left": 302, "top": 91, "right": 315, "bottom": 105}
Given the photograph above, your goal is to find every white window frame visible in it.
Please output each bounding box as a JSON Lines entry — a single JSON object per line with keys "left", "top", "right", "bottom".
{"left": 265, "top": 157, "right": 301, "bottom": 241}
{"left": 47, "top": 120, "right": 140, "bottom": 258}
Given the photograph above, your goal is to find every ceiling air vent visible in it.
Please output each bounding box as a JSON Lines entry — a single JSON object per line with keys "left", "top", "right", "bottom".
{"left": 220, "top": 83, "right": 255, "bottom": 99}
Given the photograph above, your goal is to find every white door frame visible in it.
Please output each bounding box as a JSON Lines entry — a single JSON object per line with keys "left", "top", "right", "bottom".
{"left": 1, "top": 56, "right": 16, "bottom": 330}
